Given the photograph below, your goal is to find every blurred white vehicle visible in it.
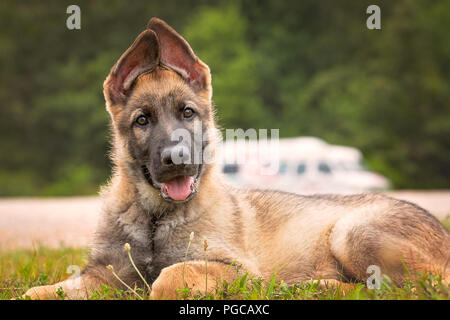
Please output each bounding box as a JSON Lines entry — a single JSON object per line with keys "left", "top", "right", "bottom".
{"left": 219, "top": 136, "right": 390, "bottom": 194}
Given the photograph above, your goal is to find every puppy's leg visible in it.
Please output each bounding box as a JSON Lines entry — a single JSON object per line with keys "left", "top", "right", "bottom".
{"left": 150, "top": 261, "right": 237, "bottom": 299}
{"left": 330, "top": 202, "right": 450, "bottom": 285}
{"left": 23, "top": 249, "right": 146, "bottom": 299}
{"left": 23, "top": 274, "right": 102, "bottom": 300}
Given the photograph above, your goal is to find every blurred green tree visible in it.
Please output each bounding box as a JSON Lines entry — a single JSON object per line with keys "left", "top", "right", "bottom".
{"left": 183, "top": 4, "right": 268, "bottom": 130}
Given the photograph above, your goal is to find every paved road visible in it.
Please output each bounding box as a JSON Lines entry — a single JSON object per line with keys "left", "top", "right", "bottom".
{"left": 0, "top": 197, "right": 100, "bottom": 250}
{"left": 0, "top": 191, "right": 448, "bottom": 250}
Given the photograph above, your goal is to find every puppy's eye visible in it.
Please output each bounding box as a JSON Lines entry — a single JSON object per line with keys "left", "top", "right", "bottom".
{"left": 136, "top": 115, "right": 149, "bottom": 126}
{"left": 183, "top": 107, "right": 195, "bottom": 119}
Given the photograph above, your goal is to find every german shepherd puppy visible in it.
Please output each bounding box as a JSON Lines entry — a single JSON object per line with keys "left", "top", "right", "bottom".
{"left": 25, "top": 18, "right": 450, "bottom": 299}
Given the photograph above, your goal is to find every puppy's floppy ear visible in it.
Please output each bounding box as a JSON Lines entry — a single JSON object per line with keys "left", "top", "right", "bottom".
{"left": 104, "top": 29, "right": 160, "bottom": 106}
{"left": 147, "top": 17, "right": 212, "bottom": 99}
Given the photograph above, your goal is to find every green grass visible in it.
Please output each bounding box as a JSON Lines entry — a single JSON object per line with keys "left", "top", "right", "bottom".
{"left": 1, "top": 217, "right": 449, "bottom": 300}
{"left": 0, "top": 246, "right": 88, "bottom": 300}
{"left": 441, "top": 215, "right": 450, "bottom": 231}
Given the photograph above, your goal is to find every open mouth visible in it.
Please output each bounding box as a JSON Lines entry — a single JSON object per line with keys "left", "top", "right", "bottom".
{"left": 142, "top": 166, "right": 199, "bottom": 203}
{"left": 160, "top": 175, "right": 197, "bottom": 202}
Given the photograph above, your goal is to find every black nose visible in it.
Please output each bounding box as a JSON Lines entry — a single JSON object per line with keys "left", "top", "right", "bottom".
{"left": 161, "top": 145, "right": 190, "bottom": 166}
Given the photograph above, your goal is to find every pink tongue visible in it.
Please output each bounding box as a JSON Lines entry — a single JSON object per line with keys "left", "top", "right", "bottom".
{"left": 162, "top": 176, "right": 194, "bottom": 201}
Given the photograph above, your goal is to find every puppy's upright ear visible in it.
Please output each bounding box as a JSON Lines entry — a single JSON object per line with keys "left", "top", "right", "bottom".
{"left": 147, "top": 18, "right": 212, "bottom": 100}
{"left": 104, "top": 29, "right": 160, "bottom": 106}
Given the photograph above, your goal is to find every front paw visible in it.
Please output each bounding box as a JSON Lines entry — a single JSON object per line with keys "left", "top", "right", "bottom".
{"left": 23, "top": 285, "right": 60, "bottom": 300}
{"left": 150, "top": 261, "right": 231, "bottom": 300}
{"left": 150, "top": 264, "right": 184, "bottom": 300}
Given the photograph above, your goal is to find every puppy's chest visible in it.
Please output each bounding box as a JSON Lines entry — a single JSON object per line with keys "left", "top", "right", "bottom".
{"left": 148, "top": 216, "right": 198, "bottom": 269}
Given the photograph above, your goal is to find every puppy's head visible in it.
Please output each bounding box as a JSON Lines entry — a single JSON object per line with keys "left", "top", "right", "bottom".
{"left": 103, "top": 18, "right": 215, "bottom": 204}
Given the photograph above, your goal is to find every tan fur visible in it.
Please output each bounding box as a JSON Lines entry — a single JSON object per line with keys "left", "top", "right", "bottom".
{"left": 24, "top": 275, "right": 102, "bottom": 300}
{"left": 150, "top": 261, "right": 237, "bottom": 299}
